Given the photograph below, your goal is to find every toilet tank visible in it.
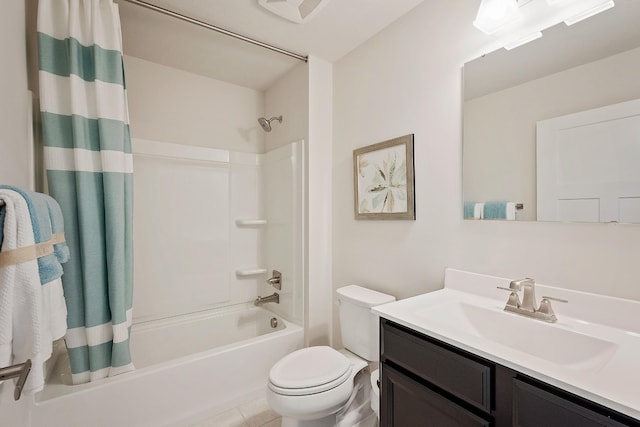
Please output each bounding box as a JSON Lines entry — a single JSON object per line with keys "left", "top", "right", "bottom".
{"left": 336, "top": 285, "right": 395, "bottom": 362}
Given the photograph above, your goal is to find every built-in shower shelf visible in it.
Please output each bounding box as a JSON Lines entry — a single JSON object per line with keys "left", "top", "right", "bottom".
{"left": 235, "top": 219, "right": 267, "bottom": 226}
{"left": 235, "top": 268, "right": 268, "bottom": 277}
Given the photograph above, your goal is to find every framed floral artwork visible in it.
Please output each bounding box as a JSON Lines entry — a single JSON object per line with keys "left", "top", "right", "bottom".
{"left": 353, "top": 134, "right": 415, "bottom": 220}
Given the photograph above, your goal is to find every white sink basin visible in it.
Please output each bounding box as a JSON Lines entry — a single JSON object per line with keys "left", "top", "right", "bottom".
{"left": 415, "top": 301, "right": 618, "bottom": 371}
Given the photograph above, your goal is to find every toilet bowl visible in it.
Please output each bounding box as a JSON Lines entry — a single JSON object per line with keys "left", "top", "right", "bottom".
{"left": 370, "top": 369, "right": 380, "bottom": 419}
{"left": 266, "top": 285, "right": 395, "bottom": 427}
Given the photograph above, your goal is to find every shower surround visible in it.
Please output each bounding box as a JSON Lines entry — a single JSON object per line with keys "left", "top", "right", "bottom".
{"left": 131, "top": 138, "right": 304, "bottom": 325}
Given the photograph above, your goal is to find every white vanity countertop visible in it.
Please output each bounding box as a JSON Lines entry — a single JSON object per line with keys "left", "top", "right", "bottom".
{"left": 372, "top": 268, "right": 640, "bottom": 420}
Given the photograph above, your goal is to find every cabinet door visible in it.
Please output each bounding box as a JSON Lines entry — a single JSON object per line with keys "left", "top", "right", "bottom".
{"left": 513, "top": 379, "right": 630, "bottom": 427}
{"left": 381, "top": 364, "right": 492, "bottom": 427}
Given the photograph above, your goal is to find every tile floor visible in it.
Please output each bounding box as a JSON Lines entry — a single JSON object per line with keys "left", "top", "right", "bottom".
{"left": 189, "top": 397, "right": 281, "bottom": 427}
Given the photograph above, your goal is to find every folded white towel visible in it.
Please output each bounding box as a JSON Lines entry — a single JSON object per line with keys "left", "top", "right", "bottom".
{"left": 0, "top": 190, "right": 48, "bottom": 394}
{"left": 474, "top": 203, "right": 485, "bottom": 220}
{"left": 505, "top": 202, "right": 517, "bottom": 221}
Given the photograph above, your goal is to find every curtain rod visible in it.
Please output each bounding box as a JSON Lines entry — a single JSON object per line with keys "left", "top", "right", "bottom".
{"left": 122, "top": 0, "right": 309, "bottom": 63}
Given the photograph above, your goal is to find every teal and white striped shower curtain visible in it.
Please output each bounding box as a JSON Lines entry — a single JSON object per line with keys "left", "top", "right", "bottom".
{"left": 37, "top": 0, "right": 134, "bottom": 383}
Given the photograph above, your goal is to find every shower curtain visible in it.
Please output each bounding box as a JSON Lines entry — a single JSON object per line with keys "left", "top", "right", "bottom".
{"left": 37, "top": 0, "right": 134, "bottom": 384}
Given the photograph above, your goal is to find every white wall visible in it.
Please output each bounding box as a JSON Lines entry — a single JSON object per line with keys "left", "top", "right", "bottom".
{"left": 332, "top": 0, "right": 640, "bottom": 342}
{"left": 124, "top": 55, "right": 264, "bottom": 153}
{"left": 264, "top": 58, "right": 334, "bottom": 346}
{"left": 464, "top": 47, "right": 640, "bottom": 221}
{"left": 307, "top": 56, "right": 333, "bottom": 346}
{"left": 0, "top": 0, "right": 32, "bottom": 189}
{"left": 264, "top": 62, "right": 309, "bottom": 152}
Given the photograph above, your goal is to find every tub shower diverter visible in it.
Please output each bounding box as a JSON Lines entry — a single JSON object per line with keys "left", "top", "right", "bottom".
{"left": 267, "top": 270, "right": 282, "bottom": 290}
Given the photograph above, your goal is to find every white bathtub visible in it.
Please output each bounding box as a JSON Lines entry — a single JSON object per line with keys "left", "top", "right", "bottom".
{"left": 31, "top": 305, "right": 303, "bottom": 427}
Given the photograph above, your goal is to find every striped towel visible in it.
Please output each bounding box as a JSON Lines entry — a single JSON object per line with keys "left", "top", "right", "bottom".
{"left": 0, "top": 185, "right": 64, "bottom": 283}
{"left": 42, "top": 193, "right": 70, "bottom": 263}
{"left": 464, "top": 201, "right": 476, "bottom": 219}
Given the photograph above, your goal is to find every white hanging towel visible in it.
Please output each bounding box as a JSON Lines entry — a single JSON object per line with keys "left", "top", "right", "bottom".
{"left": 0, "top": 190, "right": 48, "bottom": 394}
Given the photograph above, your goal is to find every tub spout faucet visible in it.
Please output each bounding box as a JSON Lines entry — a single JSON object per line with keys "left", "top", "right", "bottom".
{"left": 254, "top": 292, "right": 280, "bottom": 306}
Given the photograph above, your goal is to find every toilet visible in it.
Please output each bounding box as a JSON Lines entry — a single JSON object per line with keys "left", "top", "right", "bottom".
{"left": 267, "top": 285, "right": 395, "bottom": 427}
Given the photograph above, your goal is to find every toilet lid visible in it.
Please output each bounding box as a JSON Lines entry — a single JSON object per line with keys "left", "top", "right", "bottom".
{"left": 269, "top": 346, "right": 351, "bottom": 391}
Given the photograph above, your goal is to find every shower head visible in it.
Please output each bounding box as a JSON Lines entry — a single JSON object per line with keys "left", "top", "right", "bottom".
{"left": 258, "top": 115, "right": 283, "bottom": 132}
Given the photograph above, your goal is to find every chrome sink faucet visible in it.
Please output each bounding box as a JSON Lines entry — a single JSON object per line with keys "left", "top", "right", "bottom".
{"left": 497, "top": 278, "right": 567, "bottom": 323}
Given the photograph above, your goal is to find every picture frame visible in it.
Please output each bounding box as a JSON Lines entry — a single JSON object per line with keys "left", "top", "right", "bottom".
{"left": 353, "top": 134, "right": 415, "bottom": 220}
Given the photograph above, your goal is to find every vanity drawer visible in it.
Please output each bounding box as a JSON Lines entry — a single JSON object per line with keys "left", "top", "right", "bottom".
{"left": 381, "top": 319, "right": 493, "bottom": 413}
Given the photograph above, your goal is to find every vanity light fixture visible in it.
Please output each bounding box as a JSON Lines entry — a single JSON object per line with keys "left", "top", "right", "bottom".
{"left": 473, "top": 0, "right": 522, "bottom": 34}
{"left": 564, "top": 0, "right": 615, "bottom": 25}
{"left": 503, "top": 30, "right": 542, "bottom": 50}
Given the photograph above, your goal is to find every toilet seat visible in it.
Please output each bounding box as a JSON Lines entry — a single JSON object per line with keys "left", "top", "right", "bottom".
{"left": 268, "top": 346, "right": 352, "bottom": 396}
{"left": 269, "top": 369, "right": 352, "bottom": 396}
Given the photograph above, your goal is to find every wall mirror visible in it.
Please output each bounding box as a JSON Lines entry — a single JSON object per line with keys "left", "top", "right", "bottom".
{"left": 463, "top": 0, "right": 640, "bottom": 223}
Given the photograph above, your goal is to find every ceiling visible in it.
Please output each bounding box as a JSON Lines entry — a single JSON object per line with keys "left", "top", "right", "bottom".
{"left": 116, "top": 0, "right": 425, "bottom": 91}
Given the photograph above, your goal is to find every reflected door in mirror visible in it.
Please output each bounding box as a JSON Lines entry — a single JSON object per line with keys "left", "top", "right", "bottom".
{"left": 537, "top": 98, "right": 640, "bottom": 223}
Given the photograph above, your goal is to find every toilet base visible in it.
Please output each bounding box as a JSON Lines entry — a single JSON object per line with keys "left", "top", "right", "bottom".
{"left": 280, "top": 367, "right": 378, "bottom": 427}
{"left": 282, "top": 411, "right": 377, "bottom": 427}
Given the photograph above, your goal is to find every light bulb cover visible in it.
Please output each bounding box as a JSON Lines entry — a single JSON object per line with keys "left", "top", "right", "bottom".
{"left": 474, "top": 0, "right": 522, "bottom": 34}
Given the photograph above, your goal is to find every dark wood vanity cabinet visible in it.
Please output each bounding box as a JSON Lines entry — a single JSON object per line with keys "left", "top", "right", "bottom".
{"left": 380, "top": 319, "right": 640, "bottom": 427}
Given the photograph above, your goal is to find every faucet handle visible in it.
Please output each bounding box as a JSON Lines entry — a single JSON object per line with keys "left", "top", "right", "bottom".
{"left": 541, "top": 295, "right": 568, "bottom": 304}
{"left": 497, "top": 286, "right": 521, "bottom": 308}
{"left": 538, "top": 296, "right": 568, "bottom": 321}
